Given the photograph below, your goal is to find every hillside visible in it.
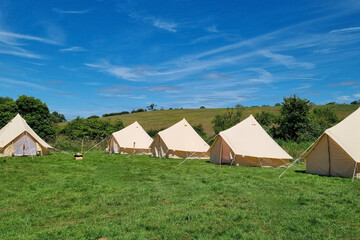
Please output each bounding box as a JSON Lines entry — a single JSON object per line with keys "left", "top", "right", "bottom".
{"left": 100, "top": 104, "right": 359, "bottom": 136}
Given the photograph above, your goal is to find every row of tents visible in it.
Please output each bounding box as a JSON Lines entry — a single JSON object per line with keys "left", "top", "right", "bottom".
{"left": 0, "top": 108, "right": 359, "bottom": 178}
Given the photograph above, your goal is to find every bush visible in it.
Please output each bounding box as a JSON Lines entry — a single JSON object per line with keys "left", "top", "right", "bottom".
{"left": 60, "top": 117, "right": 124, "bottom": 140}
{"left": 212, "top": 108, "right": 242, "bottom": 134}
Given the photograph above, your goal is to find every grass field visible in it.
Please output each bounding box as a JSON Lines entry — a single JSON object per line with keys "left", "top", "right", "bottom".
{"left": 1, "top": 152, "right": 359, "bottom": 239}
{"left": 100, "top": 105, "right": 359, "bottom": 136}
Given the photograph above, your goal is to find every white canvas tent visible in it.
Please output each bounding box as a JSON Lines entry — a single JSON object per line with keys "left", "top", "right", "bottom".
{"left": 150, "top": 118, "right": 210, "bottom": 159}
{"left": 209, "top": 115, "right": 292, "bottom": 167}
{"left": 302, "top": 107, "right": 360, "bottom": 178}
{"left": 0, "top": 114, "right": 52, "bottom": 157}
{"left": 106, "top": 121, "right": 153, "bottom": 154}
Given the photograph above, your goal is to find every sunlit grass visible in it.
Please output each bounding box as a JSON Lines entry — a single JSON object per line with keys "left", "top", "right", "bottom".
{"left": 1, "top": 152, "right": 359, "bottom": 239}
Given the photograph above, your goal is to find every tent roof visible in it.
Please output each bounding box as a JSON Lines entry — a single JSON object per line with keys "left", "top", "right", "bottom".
{"left": 0, "top": 114, "right": 52, "bottom": 149}
{"left": 153, "top": 118, "right": 209, "bottom": 152}
{"left": 111, "top": 121, "right": 153, "bottom": 149}
{"left": 322, "top": 107, "right": 360, "bottom": 162}
{"left": 215, "top": 115, "right": 292, "bottom": 159}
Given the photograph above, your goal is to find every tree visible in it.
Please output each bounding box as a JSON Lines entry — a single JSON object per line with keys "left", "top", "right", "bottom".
{"left": 350, "top": 100, "right": 360, "bottom": 105}
{"left": 193, "top": 123, "right": 206, "bottom": 138}
{"left": 0, "top": 97, "right": 18, "bottom": 128}
{"left": 51, "top": 111, "right": 67, "bottom": 123}
{"left": 212, "top": 108, "right": 242, "bottom": 134}
{"left": 254, "top": 111, "right": 277, "bottom": 133}
{"left": 273, "top": 95, "right": 312, "bottom": 142}
{"left": 87, "top": 115, "right": 100, "bottom": 119}
{"left": 15, "top": 95, "right": 55, "bottom": 141}
{"left": 200, "top": 106, "right": 205, "bottom": 109}
{"left": 275, "top": 103, "right": 281, "bottom": 106}
{"left": 309, "top": 108, "right": 338, "bottom": 138}
{"left": 147, "top": 103, "right": 157, "bottom": 111}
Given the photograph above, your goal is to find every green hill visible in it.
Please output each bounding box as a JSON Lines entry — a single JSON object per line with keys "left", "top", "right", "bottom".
{"left": 100, "top": 104, "right": 359, "bottom": 136}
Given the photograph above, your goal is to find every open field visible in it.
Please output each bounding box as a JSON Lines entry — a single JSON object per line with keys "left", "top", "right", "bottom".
{"left": 1, "top": 152, "right": 359, "bottom": 239}
{"left": 99, "top": 105, "right": 359, "bottom": 136}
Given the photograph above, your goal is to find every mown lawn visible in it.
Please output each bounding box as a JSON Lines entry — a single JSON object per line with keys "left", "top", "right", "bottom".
{"left": 1, "top": 152, "right": 359, "bottom": 239}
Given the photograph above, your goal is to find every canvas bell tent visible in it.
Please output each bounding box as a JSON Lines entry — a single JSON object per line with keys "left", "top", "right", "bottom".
{"left": 209, "top": 115, "right": 292, "bottom": 167}
{"left": 0, "top": 114, "right": 52, "bottom": 157}
{"left": 106, "top": 121, "right": 153, "bottom": 154}
{"left": 150, "top": 118, "right": 210, "bottom": 159}
{"left": 302, "top": 107, "right": 360, "bottom": 178}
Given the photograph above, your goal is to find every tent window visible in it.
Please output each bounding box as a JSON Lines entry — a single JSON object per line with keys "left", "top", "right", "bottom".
{"left": 14, "top": 134, "right": 37, "bottom": 156}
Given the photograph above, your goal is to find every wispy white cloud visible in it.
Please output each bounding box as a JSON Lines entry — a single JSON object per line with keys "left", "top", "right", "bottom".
{"left": 53, "top": 8, "right": 91, "bottom": 15}
{"left": 245, "top": 68, "right": 273, "bottom": 84}
{"left": 327, "top": 80, "right": 358, "bottom": 87}
{"left": 59, "top": 46, "right": 87, "bottom": 52}
{"left": 337, "top": 95, "right": 351, "bottom": 101}
{"left": 152, "top": 19, "right": 177, "bottom": 32}
{"left": 0, "top": 77, "right": 48, "bottom": 90}
{"left": 330, "top": 26, "right": 360, "bottom": 34}
{"left": 0, "top": 44, "right": 44, "bottom": 59}
{"left": 0, "top": 30, "right": 60, "bottom": 45}
{"left": 128, "top": 12, "right": 177, "bottom": 32}
{"left": 354, "top": 93, "right": 360, "bottom": 98}
{"left": 259, "top": 50, "right": 314, "bottom": 69}
{"left": 206, "top": 25, "right": 218, "bottom": 33}
{"left": 200, "top": 73, "right": 231, "bottom": 79}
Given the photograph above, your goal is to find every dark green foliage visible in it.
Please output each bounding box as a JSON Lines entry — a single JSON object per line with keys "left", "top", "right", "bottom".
{"left": 50, "top": 111, "right": 67, "bottom": 123}
{"left": 212, "top": 108, "right": 242, "bottom": 134}
{"left": 200, "top": 106, "right": 205, "bottom": 109}
{"left": 275, "top": 103, "right": 281, "bottom": 106}
{"left": 273, "top": 95, "right": 312, "bottom": 142}
{"left": 350, "top": 100, "right": 360, "bottom": 105}
{"left": 60, "top": 117, "right": 124, "bottom": 140}
{"left": 309, "top": 108, "right": 339, "bottom": 138}
{"left": 87, "top": 115, "right": 100, "bottom": 119}
{"left": 131, "top": 108, "right": 146, "bottom": 113}
{"left": 0, "top": 97, "right": 18, "bottom": 128}
{"left": 147, "top": 103, "right": 157, "bottom": 111}
{"left": 254, "top": 111, "right": 278, "bottom": 130}
{"left": 102, "top": 111, "right": 130, "bottom": 117}
{"left": 15, "top": 95, "right": 55, "bottom": 141}
{"left": 193, "top": 123, "right": 206, "bottom": 138}
{"left": 326, "top": 102, "right": 337, "bottom": 105}
{"left": 147, "top": 128, "right": 165, "bottom": 137}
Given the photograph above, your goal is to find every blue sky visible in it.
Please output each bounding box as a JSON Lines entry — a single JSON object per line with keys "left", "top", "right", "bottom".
{"left": 0, "top": 0, "right": 360, "bottom": 119}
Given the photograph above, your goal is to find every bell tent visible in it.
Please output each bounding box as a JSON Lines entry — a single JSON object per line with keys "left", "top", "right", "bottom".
{"left": 0, "top": 114, "right": 52, "bottom": 157}
{"left": 107, "top": 121, "right": 153, "bottom": 154}
{"left": 209, "top": 115, "right": 292, "bottom": 167}
{"left": 150, "top": 118, "right": 210, "bottom": 159}
{"left": 302, "top": 107, "right": 360, "bottom": 178}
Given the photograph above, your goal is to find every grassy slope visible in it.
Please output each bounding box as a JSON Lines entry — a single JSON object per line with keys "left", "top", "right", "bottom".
{"left": 1, "top": 152, "right": 359, "bottom": 239}
{"left": 101, "top": 105, "right": 359, "bottom": 136}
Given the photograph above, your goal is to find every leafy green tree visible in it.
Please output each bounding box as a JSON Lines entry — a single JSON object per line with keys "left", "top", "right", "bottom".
{"left": 193, "top": 123, "right": 206, "bottom": 138}
{"left": 254, "top": 111, "right": 278, "bottom": 134}
{"left": 273, "top": 95, "right": 312, "bottom": 142}
{"left": 87, "top": 115, "right": 100, "bottom": 119}
{"left": 61, "top": 117, "right": 124, "bottom": 140}
{"left": 309, "top": 108, "right": 339, "bottom": 138}
{"left": 15, "top": 95, "right": 55, "bottom": 140}
{"left": 51, "top": 111, "right": 67, "bottom": 123}
{"left": 212, "top": 108, "right": 242, "bottom": 134}
{"left": 0, "top": 97, "right": 18, "bottom": 128}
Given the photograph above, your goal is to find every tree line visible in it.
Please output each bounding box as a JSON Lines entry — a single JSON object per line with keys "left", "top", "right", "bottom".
{"left": 0, "top": 95, "right": 356, "bottom": 152}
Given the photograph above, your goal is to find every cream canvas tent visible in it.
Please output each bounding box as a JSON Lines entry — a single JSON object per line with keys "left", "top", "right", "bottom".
{"left": 106, "top": 121, "right": 153, "bottom": 154}
{"left": 209, "top": 115, "right": 292, "bottom": 167}
{"left": 0, "top": 114, "right": 52, "bottom": 157}
{"left": 150, "top": 118, "right": 210, "bottom": 159}
{"left": 302, "top": 107, "right": 360, "bottom": 178}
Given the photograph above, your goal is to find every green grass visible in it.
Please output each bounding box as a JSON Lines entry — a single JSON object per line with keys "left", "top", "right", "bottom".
{"left": 1, "top": 152, "right": 359, "bottom": 239}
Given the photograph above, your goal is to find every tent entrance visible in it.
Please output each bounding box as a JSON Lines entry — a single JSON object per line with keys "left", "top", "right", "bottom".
{"left": 221, "top": 139, "right": 233, "bottom": 164}
{"left": 13, "top": 134, "right": 37, "bottom": 156}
